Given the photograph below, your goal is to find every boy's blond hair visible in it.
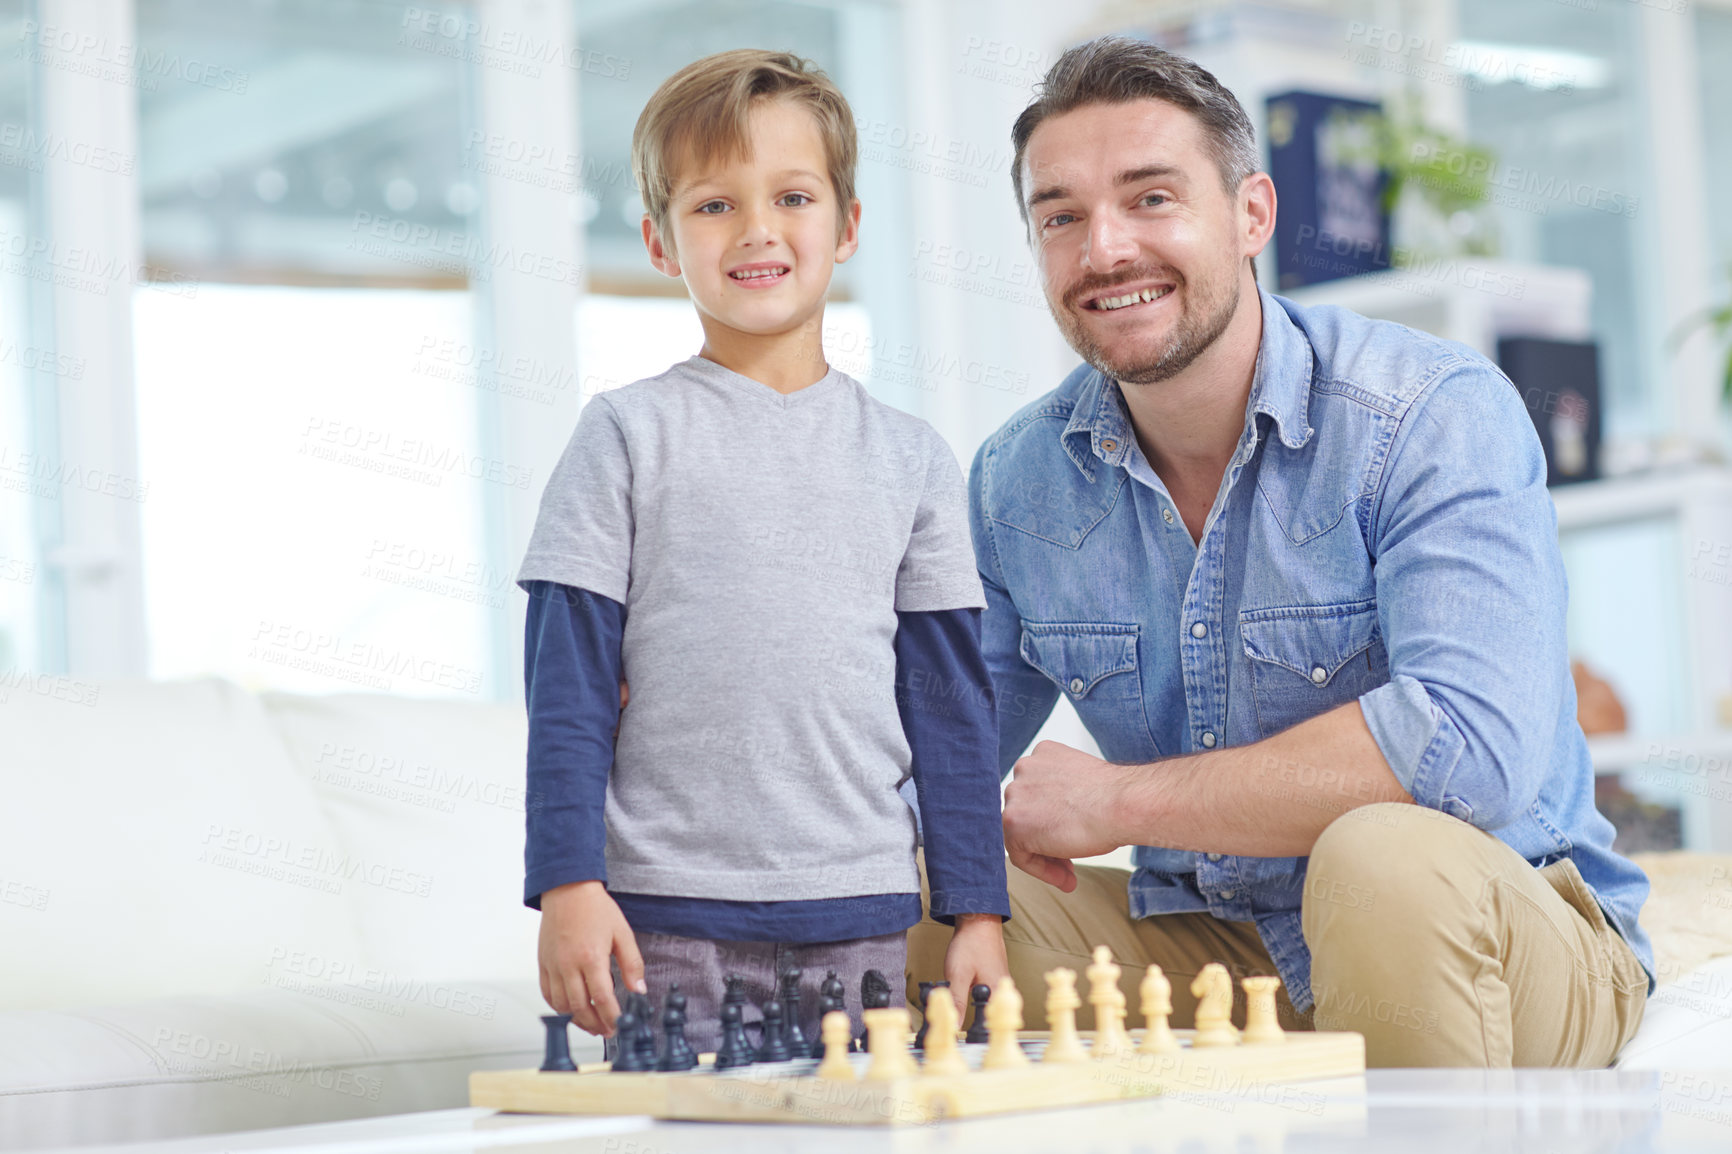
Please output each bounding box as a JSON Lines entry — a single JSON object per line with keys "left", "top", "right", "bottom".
{"left": 631, "top": 49, "right": 857, "bottom": 248}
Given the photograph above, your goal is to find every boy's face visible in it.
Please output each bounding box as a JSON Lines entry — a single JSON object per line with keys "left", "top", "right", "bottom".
{"left": 642, "top": 99, "right": 860, "bottom": 342}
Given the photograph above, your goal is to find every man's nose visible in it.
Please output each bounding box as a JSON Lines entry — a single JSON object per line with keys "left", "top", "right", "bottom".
{"left": 1082, "top": 211, "right": 1138, "bottom": 272}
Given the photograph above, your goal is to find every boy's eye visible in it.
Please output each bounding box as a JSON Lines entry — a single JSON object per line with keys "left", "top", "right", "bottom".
{"left": 780, "top": 193, "right": 812, "bottom": 207}
{"left": 696, "top": 200, "right": 729, "bottom": 214}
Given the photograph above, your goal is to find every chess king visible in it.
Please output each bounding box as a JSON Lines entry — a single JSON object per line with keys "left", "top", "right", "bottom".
{"left": 907, "top": 35, "right": 1655, "bottom": 1068}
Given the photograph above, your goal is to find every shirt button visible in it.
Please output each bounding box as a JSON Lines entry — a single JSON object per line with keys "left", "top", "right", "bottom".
{"left": 1201, "top": 731, "right": 1217, "bottom": 748}
{"left": 1102, "top": 438, "right": 1117, "bottom": 453}
{"left": 1311, "top": 665, "right": 1328, "bottom": 684}
{"left": 1069, "top": 677, "right": 1085, "bottom": 695}
{"left": 1162, "top": 507, "right": 1174, "bottom": 524}
{"left": 1219, "top": 890, "right": 1236, "bottom": 901}
{"left": 1207, "top": 853, "right": 1222, "bottom": 862}
{"left": 1190, "top": 622, "right": 1207, "bottom": 639}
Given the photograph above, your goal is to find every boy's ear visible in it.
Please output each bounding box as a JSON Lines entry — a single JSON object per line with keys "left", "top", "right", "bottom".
{"left": 832, "top": 198, "right": 862, "bottom": 265}
{"left": 641, "top": 214, "right": 681, "bottom": 278}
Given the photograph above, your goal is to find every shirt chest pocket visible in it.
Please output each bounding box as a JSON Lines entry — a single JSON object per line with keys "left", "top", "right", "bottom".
{"left": 1019, "top": 622, "right": 1158, "bottom": 758}
{"left": 1239, "top": 601, "right": 1387, "bottom": 739}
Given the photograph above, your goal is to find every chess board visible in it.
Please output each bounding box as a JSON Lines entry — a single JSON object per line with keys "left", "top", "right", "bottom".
{"left": 468, "top": 1029, "right": 1366, "bottom": 1126}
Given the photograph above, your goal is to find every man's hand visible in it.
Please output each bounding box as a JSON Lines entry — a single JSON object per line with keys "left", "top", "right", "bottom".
{"left": 537, "top": 880, "right": 645, "bottom": 1036}
{"left": 941, "top": 913, "right": 1009, "bottom": 1018}
{"left": 1001, "top": 740, "right": 1128, "bottom": 893}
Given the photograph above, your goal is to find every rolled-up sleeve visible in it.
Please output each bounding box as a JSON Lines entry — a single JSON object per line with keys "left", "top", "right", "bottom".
{"left": 1357, "top": 363, "right": 1567, "bottom": 831}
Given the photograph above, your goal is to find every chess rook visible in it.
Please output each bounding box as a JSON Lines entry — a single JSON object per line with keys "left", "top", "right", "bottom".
{"left": 1242, "top": 976, "right": 1286, "bottom": 1045}
{"left": 539, "top": 1014, "right": 577, "bottom": 1072}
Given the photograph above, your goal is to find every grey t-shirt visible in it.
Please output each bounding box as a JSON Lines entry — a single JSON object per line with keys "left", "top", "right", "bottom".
{"left": 516, "top": 354, "right": 986, "bottom": 902}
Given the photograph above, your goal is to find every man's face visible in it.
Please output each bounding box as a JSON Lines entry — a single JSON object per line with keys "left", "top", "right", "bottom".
{"left": 642, "top": 98, "right": 859, "bottom": 342}
{"left": 1021, "top": 99, "right": 1252, "bottom": 385}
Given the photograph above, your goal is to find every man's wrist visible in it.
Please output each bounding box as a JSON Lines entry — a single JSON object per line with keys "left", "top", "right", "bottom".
{"left": 953, "top": 912, "right": 1004, "bottom": 930}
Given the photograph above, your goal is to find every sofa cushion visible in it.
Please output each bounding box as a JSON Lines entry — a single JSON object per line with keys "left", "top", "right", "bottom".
{"left": 258, "top": 690, "right": 539, "bottom": 984}
{"left": 0, "top": 678, "right": 368, "bottom": 1013}
{"left": 0, "top": 979, "right": 576, "bottom": 1146}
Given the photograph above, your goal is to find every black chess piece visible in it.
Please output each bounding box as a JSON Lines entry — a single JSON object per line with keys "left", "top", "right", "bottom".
{"left": 820, "top": 970, "right": 852, "bottom": 1052}
{"left": 723, "top": 973, "right": 748, "bottom": 1014}
{"left": 716, "top": 999, "right": 755, "bottom": 1069}
{"left": 656, "top": 985, "right": 699, "bottom": 1071}
{"left": 913, "top": 982, "right": 935, "bottom": 1050}
{"left": 629, "top": 992, "right": 658, "bottom": 1070}
{"left": 755, "top": 998, "right": 792, "bottom": 1063}
{"left": 965, "top": 983, "right": 991, "bottom": 1044}
{"left": 858, "top": 969, "right": 892, "bottom": 1051}
{"left": 539, "top": 1014, "right": 577, "bottom": 1071}
{"left": 778, "top": 966, "right": 805, "bottom": 1056}
{"left": 610, "top": 1005, "right": 651, "bottom": 1072}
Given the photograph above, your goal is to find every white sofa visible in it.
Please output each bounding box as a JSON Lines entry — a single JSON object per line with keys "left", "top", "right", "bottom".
{"left": 0, "top": 678, "right": 601, "bottom": 1148}
{"left": 2, "top": 679, "right": 1729, "bottom": 1149}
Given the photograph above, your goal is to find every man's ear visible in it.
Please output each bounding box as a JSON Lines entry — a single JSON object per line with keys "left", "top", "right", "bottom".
{"left": 1240, "top": 171, "right": 1276, "bottom": 261}
{"left": 833, "top": 198, "right": 862, "bottom": 265}
{"left": 641, "top": 214, "right": 681, "bottom": 278}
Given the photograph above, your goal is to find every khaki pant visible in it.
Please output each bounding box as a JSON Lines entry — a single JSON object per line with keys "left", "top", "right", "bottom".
{"left": 910, "top": 803, "right": 1648, "bottom": 1067}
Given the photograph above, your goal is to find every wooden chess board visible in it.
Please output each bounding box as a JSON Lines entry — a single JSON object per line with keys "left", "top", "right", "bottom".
{"left": 469, "top": 1029, "right": 1365, "bottom": 1126}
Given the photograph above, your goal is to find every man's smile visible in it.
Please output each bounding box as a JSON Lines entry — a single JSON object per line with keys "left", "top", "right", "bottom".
{"left": 1080, "top": 281, "right": 1175, "bottom": 313}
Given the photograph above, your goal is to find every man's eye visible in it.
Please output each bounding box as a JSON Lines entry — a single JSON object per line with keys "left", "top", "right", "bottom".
{"left": 1142, "top": 194, "right": 1168, "bottom": 207}
{"left": 1043, "top": 213, "right": 1075, "bottom": 229}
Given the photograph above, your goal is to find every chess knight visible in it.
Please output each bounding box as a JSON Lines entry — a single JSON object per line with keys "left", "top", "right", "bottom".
{"left": 909, "top": 34, "right": 1654, "bottom": 1069}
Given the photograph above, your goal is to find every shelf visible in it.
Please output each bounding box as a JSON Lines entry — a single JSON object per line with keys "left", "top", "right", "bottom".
{"left": 1550, "top": 467, "right": 1732, "bottom": 533}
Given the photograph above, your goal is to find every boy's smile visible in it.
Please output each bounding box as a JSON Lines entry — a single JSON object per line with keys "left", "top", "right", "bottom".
{"left": 641, "top": 98, "right": 859, "bottom": 381}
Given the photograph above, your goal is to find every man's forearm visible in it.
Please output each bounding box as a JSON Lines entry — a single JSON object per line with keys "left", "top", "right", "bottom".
{"left": 1110, "top": 701, "right": 1413, "bottom": 857}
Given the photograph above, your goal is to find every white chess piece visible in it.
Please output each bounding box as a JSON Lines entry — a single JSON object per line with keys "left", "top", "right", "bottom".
{"left": 862, "top": 1007, "right": 917, "bottom": 1080}
{"left": 1190, "top": 964, "right": 1240, "bottom": 1048}
{"left": 921, "top": 990, "right": 967, "bottom": 1076}
{"left": 1043, "top": 968, "right": 1086, "bottom": 1064}
{"left": 1242, "top": 976, "right": 1286, "bottom": 1045}
{"left": 981, "top": 977, "right": 1029, "bottom": 1069}
{"left": 1085, "top": 945, "right": 1129, "bottom": 1057}
{"left": 1138, "top": 964, "right": 1180, "bottom": 1055}
{"left": 817, "top": 1010, "right": 857, "bottom": 1080}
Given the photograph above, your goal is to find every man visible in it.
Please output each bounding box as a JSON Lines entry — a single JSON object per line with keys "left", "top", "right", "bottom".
{"left": 907, "top": 36, "right": 1652, "bottom": 1067}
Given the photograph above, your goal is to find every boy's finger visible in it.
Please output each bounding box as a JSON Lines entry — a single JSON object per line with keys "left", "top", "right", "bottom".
{"left": 565, "top": 968, "right": 606, "bottom": 1036}
{"left": 583, "top": 959, "right": 621, "bottom": 1034}
{"left": 543, "top": 962, "right": 573, "bottom": 1018}
{"left": 616, "top": 928, "right": 647, "bottom": 996}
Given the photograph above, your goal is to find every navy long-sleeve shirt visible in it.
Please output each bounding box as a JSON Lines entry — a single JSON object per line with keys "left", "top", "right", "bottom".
{"left": 522, "top": 579, "right": 1009, "bottom": 942}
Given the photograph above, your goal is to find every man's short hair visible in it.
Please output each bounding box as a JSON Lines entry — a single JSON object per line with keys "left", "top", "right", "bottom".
{"left": 631, "top": 48, "right": 857, "bottom": 246}
{"left": 1010, "top": 36, "right": 1261, "bottom": 227}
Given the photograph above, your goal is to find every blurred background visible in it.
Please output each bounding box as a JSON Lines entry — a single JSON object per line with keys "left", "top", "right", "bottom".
{"left": 3, "top": 0, "right": 1731, "bottom": 851}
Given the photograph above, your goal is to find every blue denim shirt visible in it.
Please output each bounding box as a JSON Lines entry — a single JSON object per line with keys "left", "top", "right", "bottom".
{"left": 969, "top": 287, "right": 1654, "bottom": 1011}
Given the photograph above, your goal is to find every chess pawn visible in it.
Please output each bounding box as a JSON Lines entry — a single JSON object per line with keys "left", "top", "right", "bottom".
{"left": 1190, "top": 964, "right": 1240, "bottom": 1048}
{"left": 816, "top": 1010, "right": 856, "bottom": 1081}
{"left": 862, "top": 1007, "right": 917, "bottom": 1081}
{"left": 755, "top": 999, "right": 793, "bottom": 1063}
{"left": 610, "top": 1005, "right": 651, "bottom": 1072}
{"left": 1242, "top": 976, "right": 1287, "bottom": 1045}
{"left": 1138, "top": 965, "right": 1180, "bottom": 1055}
{"left": 981, "top": 976, "right": 1029, "bottom": 1070}
{"left": 965, "top": 983, "right": 992, "bottom": 1044}
{"left": 920, "top": 990, "right": 967, "bottom": 1077}
{"left": 1042, "top": 968, "right": 1086, "bottom": 1064}
{"left": 655, "top": 985, "right": 698, "bottom": 1071}
{"left": 715, "top": 1000, "right": 755, "bottom": 1069}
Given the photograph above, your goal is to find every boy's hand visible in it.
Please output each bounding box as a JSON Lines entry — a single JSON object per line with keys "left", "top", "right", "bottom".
{"left": 538, "top": 880, "right": 645, "bottom": 1037}
{"left": 940, "top": 913, "right": 1009, "bottom": 1019}
{"left": 612, "top": 681, "right": 628, "bottom": 739}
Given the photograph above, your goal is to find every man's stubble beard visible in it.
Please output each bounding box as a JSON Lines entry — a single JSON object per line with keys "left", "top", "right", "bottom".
{"left": 1052, "top": 264, "right": 1242, "bottom": 386}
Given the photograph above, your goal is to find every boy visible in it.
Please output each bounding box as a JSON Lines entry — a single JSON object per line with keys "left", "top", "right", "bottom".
{"left": 514, "top": 48, "right": 1010, "bottom": 1054}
